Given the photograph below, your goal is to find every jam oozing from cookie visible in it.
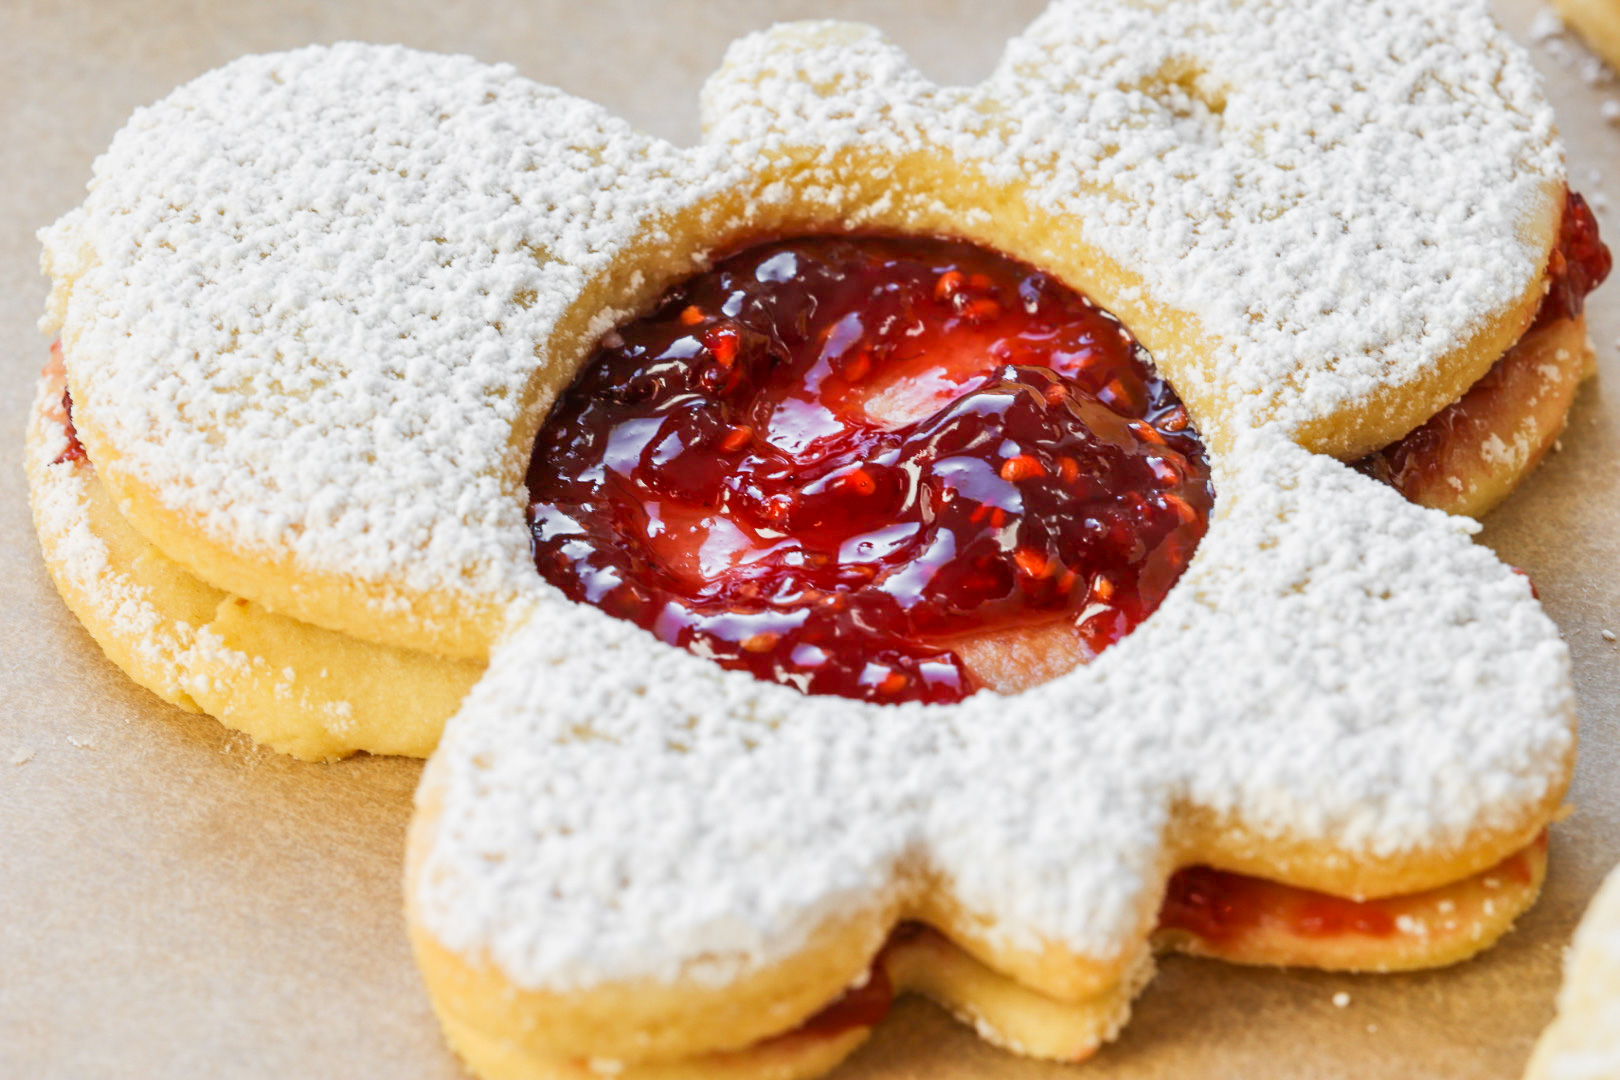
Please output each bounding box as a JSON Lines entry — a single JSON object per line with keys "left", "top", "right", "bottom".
{"left": 1159, "top": 833, "right": 1543, "bottom": 945}
{"left": 45, "top": 342, "right": 87, "bottom": 466}
{"left": 774, "top": 833, "right": 1545, "bottom": 1047}
{"left": 1536, "top": 191, "right": 1611, "bottom": 329}
{"left": 1355, "top": 190, "right": 1609, "bottom": 500}
{"left": 526, "top": 236, "right": 1213, "bottom": 704}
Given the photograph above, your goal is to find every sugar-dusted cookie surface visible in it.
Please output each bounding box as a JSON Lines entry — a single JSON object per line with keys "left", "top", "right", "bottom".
{"left": 37, "top": 43, "right": 732, "bottom": 663}
{"left": 390, "top": 0, "right": 1579, "bottom": 1075}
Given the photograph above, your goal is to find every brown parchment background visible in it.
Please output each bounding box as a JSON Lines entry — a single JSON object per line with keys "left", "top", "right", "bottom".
{"left": 2, "top": 2, "right": 1617, "bottom": 1077}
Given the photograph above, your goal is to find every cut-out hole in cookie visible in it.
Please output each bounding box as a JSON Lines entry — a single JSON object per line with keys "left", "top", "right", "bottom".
{"left": 526, "top": 236, "right": 1213, "bottom": 704}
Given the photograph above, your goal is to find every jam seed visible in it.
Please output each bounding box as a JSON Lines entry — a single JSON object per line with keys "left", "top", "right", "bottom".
{"left": 680, "top": 304, "right": 705, "bottom": 326}
{"left": 1162, "top": 492, "right": 1199, "bottom": 524}
{"left": 1129, "top": 420, "right": 1167, "bottom": 446}
{"left": 934, "top": 270, "right": 965, "bottom": 301}
{"left": 1149, "top": 457, "right": 1183, "bottom": 486}
{"left": 721, "top": 425, "right": 753, "bottom": 452}
{"left": 706, "top": 327, "right": 740, "bottom": 367}
{"left": 1091, "top": 574, "right": 1116, "bottom": 602}
{"left": 1000, "top": 454, "right": 1047, "bottom": 482}
{"left": 964, "top": 298, "right": 1002, "bottom": 322}
{"left": 1014, "top": 548, "right": 1051, "bottom": 578}
{"left": 1058, "top": 456, "right": 1080, "bottom": 484}
{"left": 843, "top": 468, "right": 878, "bottom": 496}
{"left": 877, "top": 671, "right": 909, "bottom": 695}
{"left": 741, "top": 632, "right": 780, "bottom": 653}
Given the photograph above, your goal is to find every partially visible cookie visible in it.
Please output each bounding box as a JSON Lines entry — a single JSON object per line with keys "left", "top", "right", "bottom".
{"left": 1555, "top": 0, "right": 1620, "bottom": 72}
{"left": 1525, "top": 863, "right": 1620, "bottom": 1080}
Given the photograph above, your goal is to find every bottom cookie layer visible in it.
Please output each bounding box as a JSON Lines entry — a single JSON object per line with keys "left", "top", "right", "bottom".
{"left": 25, "top": 358, "right": 483, "bottom": 760}
{"left": 412, "top": 834, "right": 1547, "bottom": 1080}
{"left": 1355, "top": 315, "right": 1592, "bottom": 517}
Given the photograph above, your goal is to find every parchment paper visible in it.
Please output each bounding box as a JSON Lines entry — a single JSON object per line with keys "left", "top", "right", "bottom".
{"left": 2, "top": 2, "right": 1616, "bottom": 1077}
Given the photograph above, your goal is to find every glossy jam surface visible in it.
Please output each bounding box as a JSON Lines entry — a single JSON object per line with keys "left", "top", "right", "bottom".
{"left": 527, "top": 236, "right": 1213, "bottom": 704}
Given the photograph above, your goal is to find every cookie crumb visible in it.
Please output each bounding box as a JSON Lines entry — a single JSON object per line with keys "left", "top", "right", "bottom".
{"left": 1604, "top": 100, "right": 1620, "bottom": 125}
{"left": 9, "top": 747, "right": 35, "bottom": 766}
{"left": 1333, "top": 991, "right": 1352, "bottom": 1008}
{"left": 1601, "top": 629, "right": 1616, "bottom": 643}
{"left": 66, "top": 735, "right": 97, "bottom": 750}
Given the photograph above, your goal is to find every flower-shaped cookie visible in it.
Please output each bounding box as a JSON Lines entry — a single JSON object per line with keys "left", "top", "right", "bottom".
{"left": 30, "top": 0, "right": 1580, "bottom": 1074}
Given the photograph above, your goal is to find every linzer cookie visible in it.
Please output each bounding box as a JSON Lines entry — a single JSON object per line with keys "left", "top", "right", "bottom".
{"left": 388, "top": 0, "right": 1592, "bottom": 1075}
{"left": 1526, "top": 862, "right": 1620, "bottom": 1080}
{"left": 25, "top": 0, "right": 1597, "bottom": 1069}
{"left": 1554, "top": 0, "right": 1620, "bottom": 72}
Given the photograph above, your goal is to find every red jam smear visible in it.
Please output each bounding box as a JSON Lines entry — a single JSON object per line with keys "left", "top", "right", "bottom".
{"left": 55, "top": 392, "right": 87, "bottom": 466}
{"left": 45, "top": 341, "right": 87, "bottom": 466}
{"left": 1159, "top": 832, "right": 1545, "bottom": 945}
{"left": 1159, "top": 867, "right": 1398, "bottom": 943}
{"left": 526, "top": 236, "right": 1213, "bottom": 704}
{"left": 791, "top": 962, "right": 896, "bottom": 1040}
{"left": 774, "top": 924, "right": 919, "bottom": 1043}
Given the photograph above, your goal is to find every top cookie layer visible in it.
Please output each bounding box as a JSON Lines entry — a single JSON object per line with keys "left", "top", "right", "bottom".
{"left": 39, "top": 44, "right": 710, "bottom": 657}
{"left": 408, "top": 0, "right": 1575, "bottom": 1003}
{"left": 38, "top": 0, "right": 1563, "bottom": 658}
{"left": 703, "top": 0, "right": 1563, "bottom": 450}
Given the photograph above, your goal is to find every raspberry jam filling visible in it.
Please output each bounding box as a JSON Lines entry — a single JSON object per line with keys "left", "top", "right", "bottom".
{"left": 44, "top": 342, "right": 88, "bottom": 467}
{"left": 1159, "top": 833, "right": 1544, "bottom": 945}
{"left": 785, "top": 836, "right": 1546, "bottom": 1045}
{"left": 1355, "top": 190, "right": 1610, "bottom": 493}
{"left": 1536, "top": 190, "right": 1612, "bottom": 329}
{"left": 526, "top": 236, "right": 1214, "bottom": 704}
